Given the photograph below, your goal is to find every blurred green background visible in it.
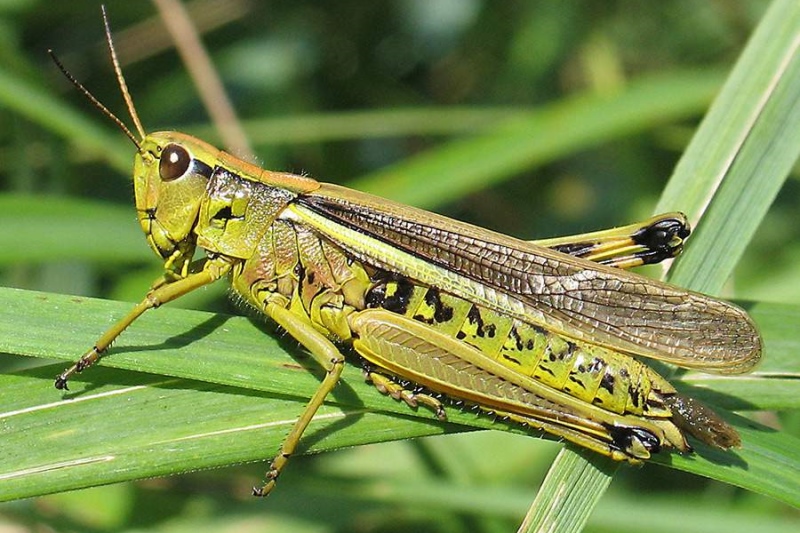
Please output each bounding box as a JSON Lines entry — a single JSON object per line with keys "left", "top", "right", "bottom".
{"left": 1, "top": 0, "right": 798, "bottom": 531}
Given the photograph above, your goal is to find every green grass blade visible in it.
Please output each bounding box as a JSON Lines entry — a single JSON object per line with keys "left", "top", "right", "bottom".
{"left": 0, "top": 287, "right": 798, "bottom": 505}
{"left": 0, "top": 287, "right": 459, "bottom": 502}
{"left": 526, "top": 0, "right": 800, "bottom": 529}
{"left": 191, "top": 108, "right": 528, "bottom": 145}
{"left": 517, "top": 450, "right": 618, "bottom": 533}
{"left": 348, "top": 70, "right": 721, "bottom": 208}
{"left": 657, "top": 0, "right": 800, "bottom": 294}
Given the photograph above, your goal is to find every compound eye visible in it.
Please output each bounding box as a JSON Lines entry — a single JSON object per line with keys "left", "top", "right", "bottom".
{"left": 159, "top": 144, "right": 191, "bottom": 181}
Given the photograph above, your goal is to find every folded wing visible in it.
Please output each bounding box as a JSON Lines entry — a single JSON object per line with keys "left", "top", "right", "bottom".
{"left": 296, "top": 184, "right": 762, "bottom": 374}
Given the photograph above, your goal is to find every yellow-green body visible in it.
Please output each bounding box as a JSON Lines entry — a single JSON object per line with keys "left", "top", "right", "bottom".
{"left": 48, "top": 12, "right": 761, "bottom": 496}
{"left": 61, "top": 130, "right": 756, "bottom": 496}
{"left": 52, "top": 33, "right": 762, "bottom": 495}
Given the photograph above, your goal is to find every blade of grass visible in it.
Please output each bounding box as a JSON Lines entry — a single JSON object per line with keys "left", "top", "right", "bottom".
{"left": 657, "top": 0, "right": 800, "bottom": 294}
{"left": 348, "top": 69, "right": 722, "bottom": 208}
{"left": 517, "top": 450, "right": 618, "bottom": 533}
{"left": 0, "top": 364, "right": 455, "bottom": 502}
{"left": 523, "top": 0, "right": 800, "bottom": 530}
{"left": 189, "top": 107, "right": 528, "bottom": 146}
{"left": 0, "top": 287, "right": 798, "bottom": 505}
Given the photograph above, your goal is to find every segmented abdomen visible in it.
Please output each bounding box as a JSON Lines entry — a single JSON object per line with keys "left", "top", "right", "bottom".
{"left": 364, "top": 275, "right": 669, "bottom": 417}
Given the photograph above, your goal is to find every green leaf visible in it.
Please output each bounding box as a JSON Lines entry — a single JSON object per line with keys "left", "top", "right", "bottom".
{"left": 518, "top": 450, "right": 618, "bottom": 533}
{"left": 657, "top": 0, "right": 800, "bottom": 294}
{"left": 528, "top": 0, "right": 800, "bottom": 529}
{"left": 348, "top": 70, "right": 721, "bottom": 208}
{"left": 0, "top": 287, "right": 798, "bottom": 505}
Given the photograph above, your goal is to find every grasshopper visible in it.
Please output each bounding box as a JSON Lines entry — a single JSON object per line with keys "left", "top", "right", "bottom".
{"left": 51, "top": 10, "right": 761, "bottom": 497}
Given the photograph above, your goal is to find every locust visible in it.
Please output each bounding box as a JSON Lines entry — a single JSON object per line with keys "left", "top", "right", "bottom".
{"left": 51, "top": 10, "right": 761, "bottom": 497}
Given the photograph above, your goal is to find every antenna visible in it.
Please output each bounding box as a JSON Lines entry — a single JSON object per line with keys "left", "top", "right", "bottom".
{"left": 101, "top": 5, "right": 146, "bottom": 141}
{"left": 48, "top": 7, "right": 143, "bottom": 150}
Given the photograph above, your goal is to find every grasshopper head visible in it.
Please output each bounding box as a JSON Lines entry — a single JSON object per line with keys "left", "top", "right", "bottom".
{"left": 51, "top": 8, "right": 316, "bottom": 270}
{"left": 134, "top": 132, "right": 220, "bottom": 264}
